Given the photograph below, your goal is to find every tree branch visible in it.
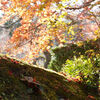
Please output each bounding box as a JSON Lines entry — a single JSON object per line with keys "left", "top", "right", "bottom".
{"left": 65, "top": 0, "right": 95, "bottom": 10}
{"left": 0, "top": 18, "right": 22, "bottom": 29}
{"left": 19, "top": 23, "right": 43, "bottom": 47}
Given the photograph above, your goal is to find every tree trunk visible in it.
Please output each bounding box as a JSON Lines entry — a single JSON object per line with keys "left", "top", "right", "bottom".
{"left": 43, "top": 50, "right": 51, "bottom": 68}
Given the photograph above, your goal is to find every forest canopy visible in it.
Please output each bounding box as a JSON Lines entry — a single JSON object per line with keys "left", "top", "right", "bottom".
{"left": 0, "top": 0, "right": 99, "bottom": 62}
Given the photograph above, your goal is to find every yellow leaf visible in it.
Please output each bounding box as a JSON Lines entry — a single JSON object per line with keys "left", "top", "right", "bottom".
{"left": 29, "top": 55, "right": 33, "bottom": 58}
{"left": 62, "top": 0, "right": 66, "bottom": 3}
{"left": 71, "top": 31, "right": 75, "bottom": 35}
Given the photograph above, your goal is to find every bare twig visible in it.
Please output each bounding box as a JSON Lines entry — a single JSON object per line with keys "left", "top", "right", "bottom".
{"left": 65, "top": 0, "right": 95, "bottom": 10}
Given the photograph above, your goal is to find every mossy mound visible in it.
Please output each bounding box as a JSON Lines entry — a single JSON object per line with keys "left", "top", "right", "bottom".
{"left": 0, "top": 54, "right": 99, "bottom": 100}
{"left": 0, "top": 70, "right": 29, "bottom": 100}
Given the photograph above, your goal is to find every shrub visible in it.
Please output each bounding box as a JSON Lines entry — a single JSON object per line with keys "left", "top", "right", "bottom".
{"left": 61, "top": 55, "right": 96, "bottom": 86}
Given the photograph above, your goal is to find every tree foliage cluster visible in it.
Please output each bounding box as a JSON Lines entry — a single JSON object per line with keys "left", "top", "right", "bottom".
{"left": 0, "top": 0, "right": 99, "bottom": 62}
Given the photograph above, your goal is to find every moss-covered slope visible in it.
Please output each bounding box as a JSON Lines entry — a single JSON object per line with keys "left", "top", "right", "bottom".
{"left": 0, "top": 54, "right": 99, "bottom": 100}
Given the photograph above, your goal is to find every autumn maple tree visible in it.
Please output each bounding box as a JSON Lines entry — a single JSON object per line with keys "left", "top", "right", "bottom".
{"left": 0, "top": 0, "right": 100, "bottom": 63}
{"left": 0, "top": 0, "right": 100, "bottom": 99}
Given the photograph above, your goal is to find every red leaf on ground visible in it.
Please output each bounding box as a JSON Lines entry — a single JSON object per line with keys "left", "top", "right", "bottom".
{"left": 33, "top": 77, "right": 36, "bottom": 83}
{"left": 86, "top": 95, "right": 96, "bottom": 100}
{"left": 8, "top": 70, "right": 13, "bottom": 76}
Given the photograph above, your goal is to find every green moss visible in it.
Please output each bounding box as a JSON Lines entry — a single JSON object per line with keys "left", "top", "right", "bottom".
{"left": 0, "top": 70, "right": 29, "bottom": 100}
{"left": 0, "top": 53, "right": 99, "bottom": 99}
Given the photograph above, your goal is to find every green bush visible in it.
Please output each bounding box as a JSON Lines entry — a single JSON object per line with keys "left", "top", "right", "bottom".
{"left": 61, "top": 55, "right": 96, "bottom": 86}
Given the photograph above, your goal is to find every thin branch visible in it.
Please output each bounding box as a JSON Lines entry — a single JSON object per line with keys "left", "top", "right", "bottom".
{"left": 65, "top": 0, "right": 95, "bottom": 10}
{"left": 19, "top": 23, "right": 43, "bottom": 47}
{"left": 0, "top": 18, "right": 22, "bottom": 29}
{"left": 91, "top": 12, "right": 100, "bottom": 28}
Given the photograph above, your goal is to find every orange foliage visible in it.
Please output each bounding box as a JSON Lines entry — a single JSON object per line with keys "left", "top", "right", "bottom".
{"left": 0, "top": 0, "right": 99, "bottom": 63}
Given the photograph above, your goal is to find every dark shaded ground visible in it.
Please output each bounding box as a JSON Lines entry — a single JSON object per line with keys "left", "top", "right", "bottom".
{"left": 0, "top": 54, "right": 100, "bottom": 100}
